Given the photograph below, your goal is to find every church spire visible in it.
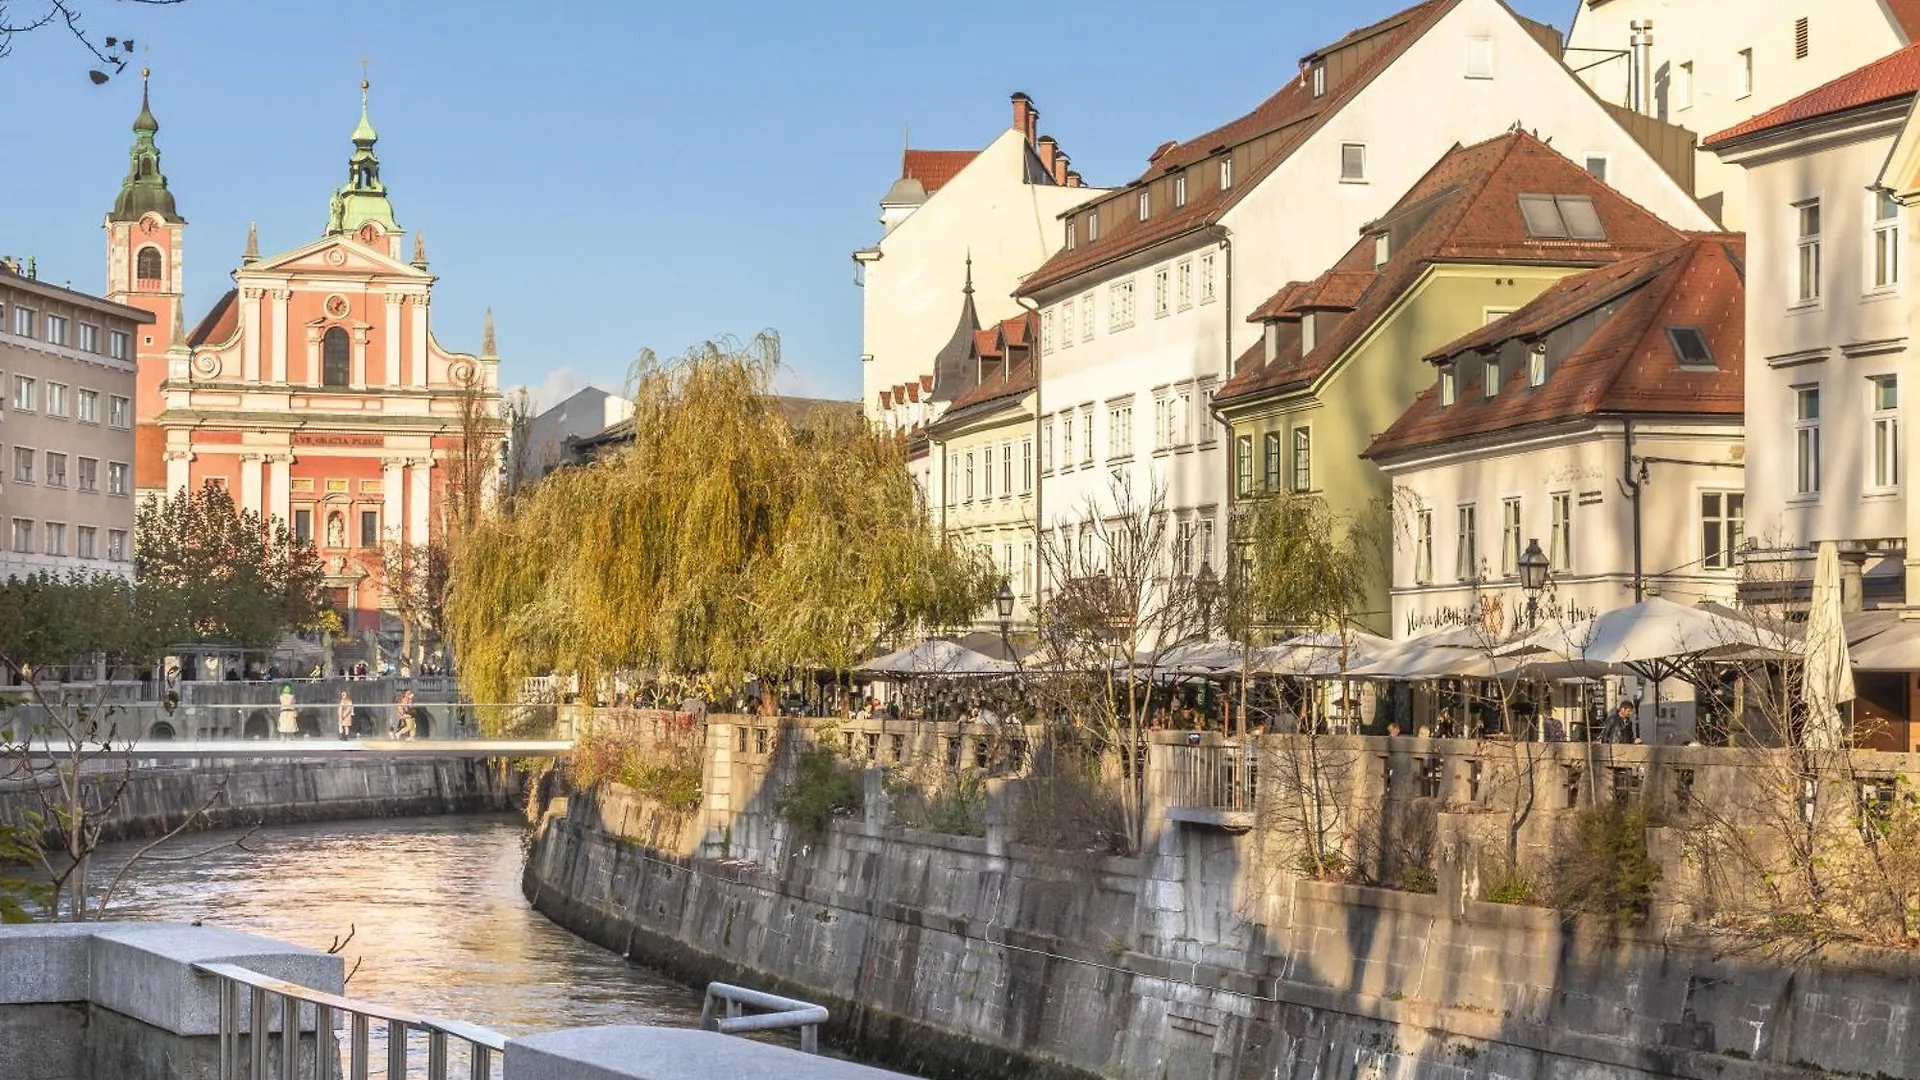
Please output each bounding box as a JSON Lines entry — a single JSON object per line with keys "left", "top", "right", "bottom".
{"left": 109, "top": 68, "right": 183, "bottom": 224}
{"left": 481, "top": 308, "right": 496, "bottom": 358}
{"left": 326, "top": 65, "right": 399, "bottom": 237}
{"left": 242, "top": 221, "right": 259, "bottom": 264}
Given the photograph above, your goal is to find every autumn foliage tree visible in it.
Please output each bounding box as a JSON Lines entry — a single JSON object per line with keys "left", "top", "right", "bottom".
{"left": 134, "top": 481, "right": 326, "bottom": 650}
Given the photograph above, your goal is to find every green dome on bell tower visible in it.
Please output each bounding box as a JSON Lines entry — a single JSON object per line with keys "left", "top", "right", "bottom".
{"left": 326, "top": 74, "right": 400, "bottom": 237}
{"left": 108, "top": 69, "right": 184, "bottom": 224}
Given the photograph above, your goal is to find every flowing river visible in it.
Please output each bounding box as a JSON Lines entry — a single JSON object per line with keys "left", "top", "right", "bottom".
{"left": 88, "top": 813, "right": 705, "bottom": 1038}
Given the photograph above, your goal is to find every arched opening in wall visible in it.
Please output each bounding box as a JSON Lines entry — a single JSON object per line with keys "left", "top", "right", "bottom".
{"left": 244, "top": 709, "right": 271, "bottom": 739}
{"left": 135, "top": 246, "right": 162, "bottom": 283}
{"left": 411, "top": 710, "right": 433, "bottom": 739}
{"left": 146, "top": 722, "right": 176, "bottom": 741}
{"left": 352, "top": 706, "right": 378, "bottom": 737}
{"left": 323, "top": 326, "right": 351, "bottom": 387}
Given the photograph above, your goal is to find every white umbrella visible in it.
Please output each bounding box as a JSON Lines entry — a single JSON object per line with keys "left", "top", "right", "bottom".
{"left": 1503, "top": 596, "right": 1787, "bottom": 682}
{"left": 1801, "top": 543, "right": 1853, "bottom": 750}
{"left": 856, "top": 638, "right": 1016, "bottom": 678}
{"left": 1136, "top": 639, "right": 1247, "bottom": 677}
{"left": 1253, "top": 631, "right": 1392, "bottom": 677}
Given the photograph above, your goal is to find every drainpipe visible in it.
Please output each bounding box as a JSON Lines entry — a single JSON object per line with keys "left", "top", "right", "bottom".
{"left": 1619, "top": 418, "right": 1648, "bottom": 602}
{"left": 1210, "top": 225, "right": 1235, "bottom": 577}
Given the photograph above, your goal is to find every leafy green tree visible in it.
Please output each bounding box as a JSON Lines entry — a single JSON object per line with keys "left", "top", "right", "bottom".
{"left": 134, "top": 482, "right": 326, "bottom": 650}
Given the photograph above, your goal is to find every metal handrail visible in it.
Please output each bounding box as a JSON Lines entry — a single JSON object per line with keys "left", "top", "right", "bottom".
{"left": 700, "top": 982, "right": 828, "bottom": 1054}
{"left": 194, "top": 961, "right": 506, "bottom": 1080}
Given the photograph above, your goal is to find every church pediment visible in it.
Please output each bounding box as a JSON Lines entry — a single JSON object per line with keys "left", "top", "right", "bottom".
{"left": 243, "top": 234, "right": 428, "bottom": 281}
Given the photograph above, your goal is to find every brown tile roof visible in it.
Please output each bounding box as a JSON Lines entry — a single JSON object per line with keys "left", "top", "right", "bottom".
{"left": 1216, "top": 130, "right": 1686, "bottom": 405}
{"left": 1017, "top": 0, "right": 1459, "bottom": 296}
{"left": 929, "top": 312, "right": 1037, "bottom": 426}
{"left": 902, "top": 149, "right": 980, "bottom": 195}
{"left": 1705, "top": 43, "right": 1920, "bottom": 146}
{"left": 187, "top": 288, "right": 238, "bottom": 347}
{"left": 1363, "top": 233, "right": 1744, "bottom": 460}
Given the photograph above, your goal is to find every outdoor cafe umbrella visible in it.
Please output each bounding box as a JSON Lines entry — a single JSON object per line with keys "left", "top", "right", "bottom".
{"left": 1252, "top": 630, "right": 1392, "bottom": 678}
{"left": 1801, "top": 543, "right": 1853, "bottom": 751}
{"left": 1135, "top": 640, "right": 1247, "bottom": 678}
{"left": 855, "top": 638, "right": 1016, "bottom": 679}
{"left": 1501, "top": 595, "right": 1788, "bottom": 689}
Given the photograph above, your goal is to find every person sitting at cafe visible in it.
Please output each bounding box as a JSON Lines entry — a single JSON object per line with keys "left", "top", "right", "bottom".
{"left": 1608, "top": 700, "right": 1641, "bottom": 744}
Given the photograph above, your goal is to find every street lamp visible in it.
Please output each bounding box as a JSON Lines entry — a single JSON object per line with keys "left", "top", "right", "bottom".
{"left": 1518, "top": 538, "right": 1550, "bottom": 629}
{"left": 1194, "top": 560, "right": 1218, "bottom": 638}
{"left": 995, "top": 578, "right": 1015, "bottom": 655}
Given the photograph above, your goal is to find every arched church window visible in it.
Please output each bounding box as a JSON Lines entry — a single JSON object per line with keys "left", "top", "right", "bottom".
{"left": 322, "top": 327, "right": 351, "bottom": 387}
{"left": 135, "top": 247, "right": 162, "bottom": 282}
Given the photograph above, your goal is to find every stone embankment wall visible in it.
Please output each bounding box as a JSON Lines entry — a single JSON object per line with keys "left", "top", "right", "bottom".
{"left": 527, "top": 716, "right": 1920, "bottom": 1080}
{"left": 0, "top": 756, "right": 516, "bottom": 845}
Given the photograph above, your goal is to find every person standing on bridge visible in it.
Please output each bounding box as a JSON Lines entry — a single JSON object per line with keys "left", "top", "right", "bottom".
{"left": 338, "top": 691, "right": 355, "bottom": 740}
{"left": 277, "top": 685, "right": 300, "bottom": 740}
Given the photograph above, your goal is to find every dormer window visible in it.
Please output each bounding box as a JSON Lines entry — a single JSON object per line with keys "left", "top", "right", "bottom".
{"left": 1484, "top": 358, "right": 1501, "bottom": 398}
{"left": 1265, "top": 322, "right": 1280, "bottom": 363}
{"left": 1138, "top": 190, "right": 1151, "bottom": 222}
{"left": 1088, "top": 212, "right": 1099, "bottom": 242}
{"left": 1300, "top": 314, "right": 1317, "bottom": 354}
{"left": 1518, "top": 194, "right": 1606, "bottom": 240}
{"left": 1220, "top": 155, "right": 1234, "bottom": 190}
{"left": 1440, "top": 365, "right": 1456, "bottom": 406}
{"left": 1066, "top": 218, "right": 1077, "bottom": 251}
{"left": 1667, "top": 326, "right": 1714, "bottom": 367}
{"left": 1311, "top": 64, "right": 1326, "bottom": 97}
{"left": 1174, "top": 170, "right": 1188, "bottom": 209}
{"left": 1528, "top": 345, "right": 1547, "bottom": 387}
{"left": 1373, "top": 232, "right": 1390, "bottom": 267}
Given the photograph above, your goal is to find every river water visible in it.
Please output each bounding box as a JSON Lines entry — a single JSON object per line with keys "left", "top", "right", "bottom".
{"left": 90, "top": 813, "right": 705, "bottom": 1038}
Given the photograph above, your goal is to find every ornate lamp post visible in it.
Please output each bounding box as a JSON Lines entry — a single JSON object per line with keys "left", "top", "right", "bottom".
{"left": 995, "top": 578, "right": 1016, "bottom": 656}
{"left": 1518, "top": 538, "right": 1550, "bottom": 629}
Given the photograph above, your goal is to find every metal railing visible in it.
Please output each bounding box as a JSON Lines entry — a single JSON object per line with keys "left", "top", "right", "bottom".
{"left": 195, "top": 962, "right": 507, "bottom": 1080}
{"left": 1167, "top": 743, "right": 1258, "bottom": 812}
{"left": 699, "top": 982, "right": 828, "bottom": 1055}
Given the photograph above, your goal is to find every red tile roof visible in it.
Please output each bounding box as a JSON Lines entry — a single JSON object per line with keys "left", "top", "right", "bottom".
{"left": 1894, "top": 1, "right": 1920, "bottom": 42}
{"left": 1018, "top": 0, "right": 1459, "bottom": 296}
{"left": 1364, "top": 233, "right": 1744, "bottom": 460}
{"left": 1705, "top": 43, "right": 1920, "bottom": 146}
{"left": 902, "top": 149, "right": 981, "bottom": 195}
{"left": 187, "top": 288, "right": 238, "bottom": 347}
{"left": 930, "top": 312, "right": 1038, "bottom": 425}
{"left": 1216, "top": 130, "right": 1686, "bottom": 405}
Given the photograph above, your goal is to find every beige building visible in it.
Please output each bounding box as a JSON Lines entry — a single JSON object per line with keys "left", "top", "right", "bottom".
{"left": 0, "top": 262, "right": 150, "bottom": 580}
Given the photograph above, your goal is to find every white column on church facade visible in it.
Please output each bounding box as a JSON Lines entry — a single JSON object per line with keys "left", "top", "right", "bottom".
{"left": 409, "top": 296, "right": 429, "bottom": 386}
{"left": 269, "top": 454, "right": 293, "bottom": 525}
{"left": 238, "top": 453, "right": 264, "bottom": 515}
{"left": 385, "top": 293, "right": 404, "bottom": 388}
{"left": 164, "top": 450, "right": 193, "bottom": 494}
{"left": 241, "top": 289, "right": 263, "bottom": 382}
{"left": 382, "top": 459, "right": 405, "bottom": 542}
{"left": 306, "top": 329, "right": 322, "bottom": 389}
{"left": 270, "top": 291, "right": 291, "bottom": 383}
{"left": 406, "top": 458, "right": 432, "bottom": 546}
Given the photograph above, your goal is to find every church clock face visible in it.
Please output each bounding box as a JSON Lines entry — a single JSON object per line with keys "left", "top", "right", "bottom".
{"left": 357, "top": 222, "right": 381, "bottom": 245}
{"left": 325, "top": 294, "right": 350, "bottom": 319}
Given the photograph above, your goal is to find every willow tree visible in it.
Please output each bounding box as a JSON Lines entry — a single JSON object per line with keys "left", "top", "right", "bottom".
{"left": 445, "top": 332, "right": 993, "bottom": 716}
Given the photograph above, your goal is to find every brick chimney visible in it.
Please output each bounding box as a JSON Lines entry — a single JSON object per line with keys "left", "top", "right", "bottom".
{"left": 1052, "top": 150, "right": 1071, "bottom": 186}
{"left": 1010, "top": 92, "right": 1038, "bottom": 146}
{"left": 1066, "top": 170, "right": 1083, "bottom": 188}
{"left": 1036, "top": 135, "right": 1059, "bottom": 180}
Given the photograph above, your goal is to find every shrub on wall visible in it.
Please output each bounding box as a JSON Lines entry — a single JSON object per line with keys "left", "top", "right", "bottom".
{"left": 1549, "top": 800, "right": 1661, "bottom": 920}
{"left": 886, "top": 764, "right": 987, "bottom": 837}
{"left": 775, "top": 745, "right": 863, "bottom": 837}
{"left": 568, "top": 713, "right": 705, "bottom": 815}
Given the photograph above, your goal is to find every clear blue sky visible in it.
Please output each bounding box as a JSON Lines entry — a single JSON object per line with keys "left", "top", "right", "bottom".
{"left": 0, "top": 0, "right": 1572, "bottom": 408}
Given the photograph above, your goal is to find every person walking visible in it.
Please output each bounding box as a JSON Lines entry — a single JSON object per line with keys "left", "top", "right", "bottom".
{"left": 337, "top": 691, "right": 355, "bottom": 740}
{"left": 277, "top": 685, "right": 300, "bottom": 740}
{"left": 394, "top": 690, "right": 418, "bottom": 739}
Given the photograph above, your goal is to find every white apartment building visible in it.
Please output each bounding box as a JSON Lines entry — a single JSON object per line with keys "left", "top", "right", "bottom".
{"left": 513, "top": 385, "right": 633, "bottom": 489}
{"left": 854, "top": 93, "right": 1105, "bottom": 427}
{"left": 1564, "top": 0, "right": 1914, "bottom": 228}
{"left": 1018, "top": 0, "right": 1715, "bottom": 587}
{"left": 1706, "top": 44, "right": 1920, "bottom": 606}
{"left": 0, "top": 263, "right": 149, "bottom": 580}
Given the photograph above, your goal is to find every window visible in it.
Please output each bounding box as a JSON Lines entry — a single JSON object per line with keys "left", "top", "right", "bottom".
{"left": 1220, "top": 155, "right": 1233, "bottom": 190}
{"left": 108, "top": 395, "right": 130, "bottom": 429}
{"left": 1137, "top": 189, "right": 1151, "bottom": 222}
{"left": 108, "top": 330, "right": 130, "bottom": 360}
{"left": 1065, "top": 218, "right": 1076, "bottom": 250}
{"left": 13, "top": 306, "right": 35, "bottom": 337}
{"left": 1235, "top": 435, "right": 1253, "bottom": 497}
{"left": 78, "top": 323, "right": 98, "bottom": 353}
{"left": 1873, "top": 190, "right": 1901, "bottom": 291}
{"left": 1340, "top": 143, "right": 1366, "bottom": 182}
{"left": 106, "top": 462, "right": 129, "bottom": 496}
{"left": 1291, "top": 427, "right": 1311, "bottom": 492}
{"left": 45, "top": 315, "right": 69, "bottom": 347}
{"left": 1528, "top": 345, "right": 1546, "bottom": 387}
{"left": 1518, "top": 194, "right": 1606, "bottom": 240}
{"left": 1466, "top": 36, "right": 1493, "bottom": 78}
{"left": 1676, "top": 61, "right": 1694, "bottom": 110}
{"left": 1154, "top": 267, "right": 1170, "bottom": 318}
{"left": 1021, "top": 540, "right": 1035, "bottom": 595}
{"left": 42, "top": 382, "right": 69, "bottom": 417}
{"left": 1583, "top": 154, "right": 1609, "bottom": 182}
{"left": 1176, "top": 259, "right": 1193, "bottom": 310}
{"left": 1455, "top": 504, "right": 1478, "bottom": 581}
{"left": 1794, "top": 16, "right": 1809, "bottom": 59}
{"left": 45, "top": 452, "right": 66, "bottom": 488}
{"left": 1500, "top": 498, "right": 1522, "bottom": 577}
{"left": 136, "top": 246, "right": 163, "bottom": 281}
{"left": 1060, "top": 302, "right": 1073, "bottom": 348}
{"left": 322, "top": 326, "right": 351, "bottom": 386}
{"left": 294, "top": 510, "right": 314, "bottom": 544}
{"left": 359, "top": 509, "right": 379, "bottom": 547}
{"left": 76, "top": 527, "right": 96, "bottom": 560}
{"left": 1668, "top": 327, "right": 1713, "bottom": 367}
{"left": 965, "top": 452, "right": 976, "bottom": 501}
{"left": 1550, "top": 492, "right": 1572, "bottom": 571}
{"left": 1484, "top": 358, "right": 1501, "bottom": 398}
{"left": 1373, "top": 232, "right": 1390, "bottom": 267}
{"left": 1080, "top": 405, "right": 1094, "bottom": 463}
{"left": 107, "top": 529, "right": 126, "bottom": 562}
{"left": 77, "top": 457, "right": 97, "bottom": 492}
{"left": 1301, "top": 314, "right": 1317, "bottom": 354}
{"left": 43, "top": 523, "right": 65, "bottom": 557}
{"left": 1439, "top": 364, "right": 1456, "bottom": 406}
{"left": 1041, "top": 310, "right": 1055, "bottom": 356}
{"left": 1738, "top": 48, "right": 1753, "bottom": 98}
{"left": 1060, "top": 413, "right": 1074, "bottom": 468}
{"left": 1021, "top": 438, "right": 1033, "bottom": 492}
{"left": 1173, "top": 389, "right": 1191, "bottom": 445}
{"left": 945, "top": 457, "right": 957, "bottom": 507}
{"left": 1873, "top": 376, "right": 1900, "bottom": 489}
{"left": 12, "top": 375, "right": 35, "bottom": 411}
{"left": 12, "top": 447, "right": 33, "bottom": 484}
{"left": 10, "top": 519, "right": 32, "bottom": 554}
{"left": 1174, "top": 170, "right": 1188, "bottom": 208}
{"left": 1701, "top": 492, "right": 1746, "bottom": 570}
{"left": 1107, "top": 402, "right": 1133, "bottom": 459}
{"left": 1109, "top": 279, "right": 1135, "bottom": 330}
{"left": 1262, "top": 431, "right": 1281, "bottom": 493}
{"left": 1796, "top": 201, "right": 1822, "bottom": 303}
{"left": 1415, "top": 510, "right": 1434, "bottom": 584}
{"left": 1153, "top": 395, "right": 1170, "bottom": 450}
{"left": 76, "top": 389, "right": 98, "bottom": 423}
{"left": 1001, "top": 439, "right": 1013, "bottom": 494}
{"left": 1795, "top": 386, "right": 1821, "bottom": 495}
{"left": 1087, "top": 211, "right": 1099, "bottom": 242}
{"left": 1041, "top": 417, "right": 1054, "bottom": 472}
{"left": 1080, "top": 294, "right": 1094, "bottom": 340}
{"left": 1311, "top": 64, "right": 1326, "bottom": 97}
{"left": 1199, "top": 253, "right": 1217, "bottom": 304}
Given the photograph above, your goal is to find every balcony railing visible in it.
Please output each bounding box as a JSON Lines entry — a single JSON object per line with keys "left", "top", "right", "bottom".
{"left": 1166, "top": 741, "right": 1257, "bottom": 813}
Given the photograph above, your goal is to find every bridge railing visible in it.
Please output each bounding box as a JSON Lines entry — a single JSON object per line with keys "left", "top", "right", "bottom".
{"left": 700, "top": 981, "right": 828, "bottom": 1054}
{"left": 194, "top": 960, "right": 507, "bottom": 1080}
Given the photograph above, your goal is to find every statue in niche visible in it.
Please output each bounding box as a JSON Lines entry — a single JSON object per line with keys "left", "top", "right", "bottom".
{"left": 326, "top": 511, "right": 346, "bottom": 549}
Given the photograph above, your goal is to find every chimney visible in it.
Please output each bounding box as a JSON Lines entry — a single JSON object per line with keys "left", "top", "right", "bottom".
{"left": 1036, "top": 135, "right": 1059, "bottom": 180}
{"left": 1052, "top": 150, "right": 1071, "bottom": 187}
{"left": 1066, "top": 170, "right": 1083, "bottom": 188}
{"left": 1010, "top": 92, "right": 1039, "bottom": 146}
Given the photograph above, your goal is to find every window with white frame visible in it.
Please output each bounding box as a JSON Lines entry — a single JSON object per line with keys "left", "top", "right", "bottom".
{"left": 1001, "top": 439, "right": 1013, "bottom": 495}
{"left": 107, "top": 462, "right": 129, "bottom": 496}
{"left": 1087, "top": 211, "right": 1099, "bottom": 242}
{"left": 78, "top": 323, "right": 98, "bottom": 353}
{"left": 1340, "top": 143, "right": 1366, "bottom": 182}
{"left": 108, "top": 329, "right": 130, "bottom": 360}
{"left": 983, "top": 444, "right": 995, "bottom": 499}
{"left": 1065, "top": 218, "right": 1076, "bottom": 250}
{"left": 1500, "top": 497, "right": 1522, "bottom": 577}
{"left": 1795, "top": 385, "right": 1821, "bottom": 495}
{"left": 1549, "top": 492, "right": 1572, "bottom": 572}
{"left": 1061, "top": 413, "right": 1075, "bottom": 469}
{"left": 945, "top": 456, "right": 958, "bottom": 507}
{"left": 1484, "top": 358, "right": 1501, "bottom": 398}
{"left": 12, "top": 446, "right": 33, "bottom": 484}
{"left": 45, "top": 382, "right": 68, "bottom": 417}
{"left": 1154, "top": 267, "right": 1170, "bottom": 318}
{"left": 1041, "top": 310, "right": 1054, "bottom": 355}
{"left": 1440, "top": 364, "right": 1456, "bottom": 406}
{"left": 1291, "top": 427, "right": 1311, "bottom": 492}
{"left": 1373, "top": 232, "right": 1389, "bottom": 267}
{"left": 1041, "top": 417, "right": 1055, "bottom": 472}
{"left": 1466, "top": 36, "right": 1493, "bottom": 78}
{"left": 45, "top": 314, "right": 69, "bottom": 347}
{"left": 107, "top": 529, "right": 126, "bottom": 562}
{"left": 964, "top": 452, "right": 975, "bottom": 502}
{"left": 1262, "top": 431, "right": 1281, "bottom": 493}
{"left": 1109, "top": 279, "right": 1135, "bottom": 330}
{"left": 1455, "top": 504, "right": 1478, "bottom": 581}
{"left": 1872, "top": 375, "right": 1899, "bottom": 489}
{"left": 1220, "top": 155, "right": 1234, "bottom": 190}
{"left": 1080, "top": 294, "right": 1094, "bottom": 341}
{"left": 1415, "top": 510, "right": 1434, "bottom": 584}
{"left": 1796, "top": 200, "right": 1822, "bottom": 303}
{"left": 1174, "top": 387, "right": 1191, "bottom": 445}
{"left": 13, "top": 306, "right": 35, "bottom": 337}
{"left": 1176, "top": 259, "right": 1192, "bottom": 310}
{"left": 1583, "top": 154, "right": 1609, "bottom": 183}
{"left": 1174, "top": 170, "right": 1188, "bottom": 208}
{"left": 1080, "top": 405, "right": 1094, "bottom": 463}
{"left": 1021, "top": 540, "right": 1035, "bottom": 595}
{"left": 108, "top": 395, "right": 131, "bottom": 429}
{"left": 1152, "top": 394, "right": 1169, "bottom": 450}
{"left": 46, "top": 452, "right": 66, "bottom": 488}
{"left": 44, "top": 522, "right": 65, "bottom": 557}
{"left": 10, "top": 519, "right": 32, "bottom": 554}
{"left": 76, "top": 526, "right": 96, "bottom": 560}
{"left": 1235, "top": 435, "right": 1253, "bottom": 497}
{"left": 1311, "top": 65, "right": 1326, "bottom": 97}
{"left": 1199, "top": 253, "right": 1217, "bottom": 304}
{"left": 1738, "top": 48, "right": 1753, "bottom": 98}
{"left": 1873, "top": 190, "right": 1900, "bottom": 291}
{"left": 12, "top": 375, "right": 35, "bottom": 412}
{"left": 1107, "top": 401, "right": 1133, "bottom": 459}
{"left": 1138, "top": 190, "right": 1150, "bottom": 222}
{"left": 1676, "top": 60, "right": 1694, "bottom": 110}
{"left": 1527, "top": 346, "right": 1546, "bottom": 387}
{"left": 1198, "top": 382, "right": 1217, "bottom": 444}
{"left": 1701, "top": 491, "right": 1745, "bottom": 570}
{"left": 1060, "top": 301, "right": 1074, "bottom": 348}
{"left": 76, "top": 388, "right": 98, "bottom": 423}
{"left": 77, "top": 457, "right": 97, "bottom": 492}
{"left": 1021, "top": 438, "right": 1033, "bottom": 492}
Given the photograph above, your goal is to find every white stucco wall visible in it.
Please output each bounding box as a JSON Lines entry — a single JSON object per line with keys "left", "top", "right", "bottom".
{"left": 1565, "top": 0, "right": 1908, "bottom": 228}
{"left": 929, "top": 402, "right": 1039, "bottom": 625}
